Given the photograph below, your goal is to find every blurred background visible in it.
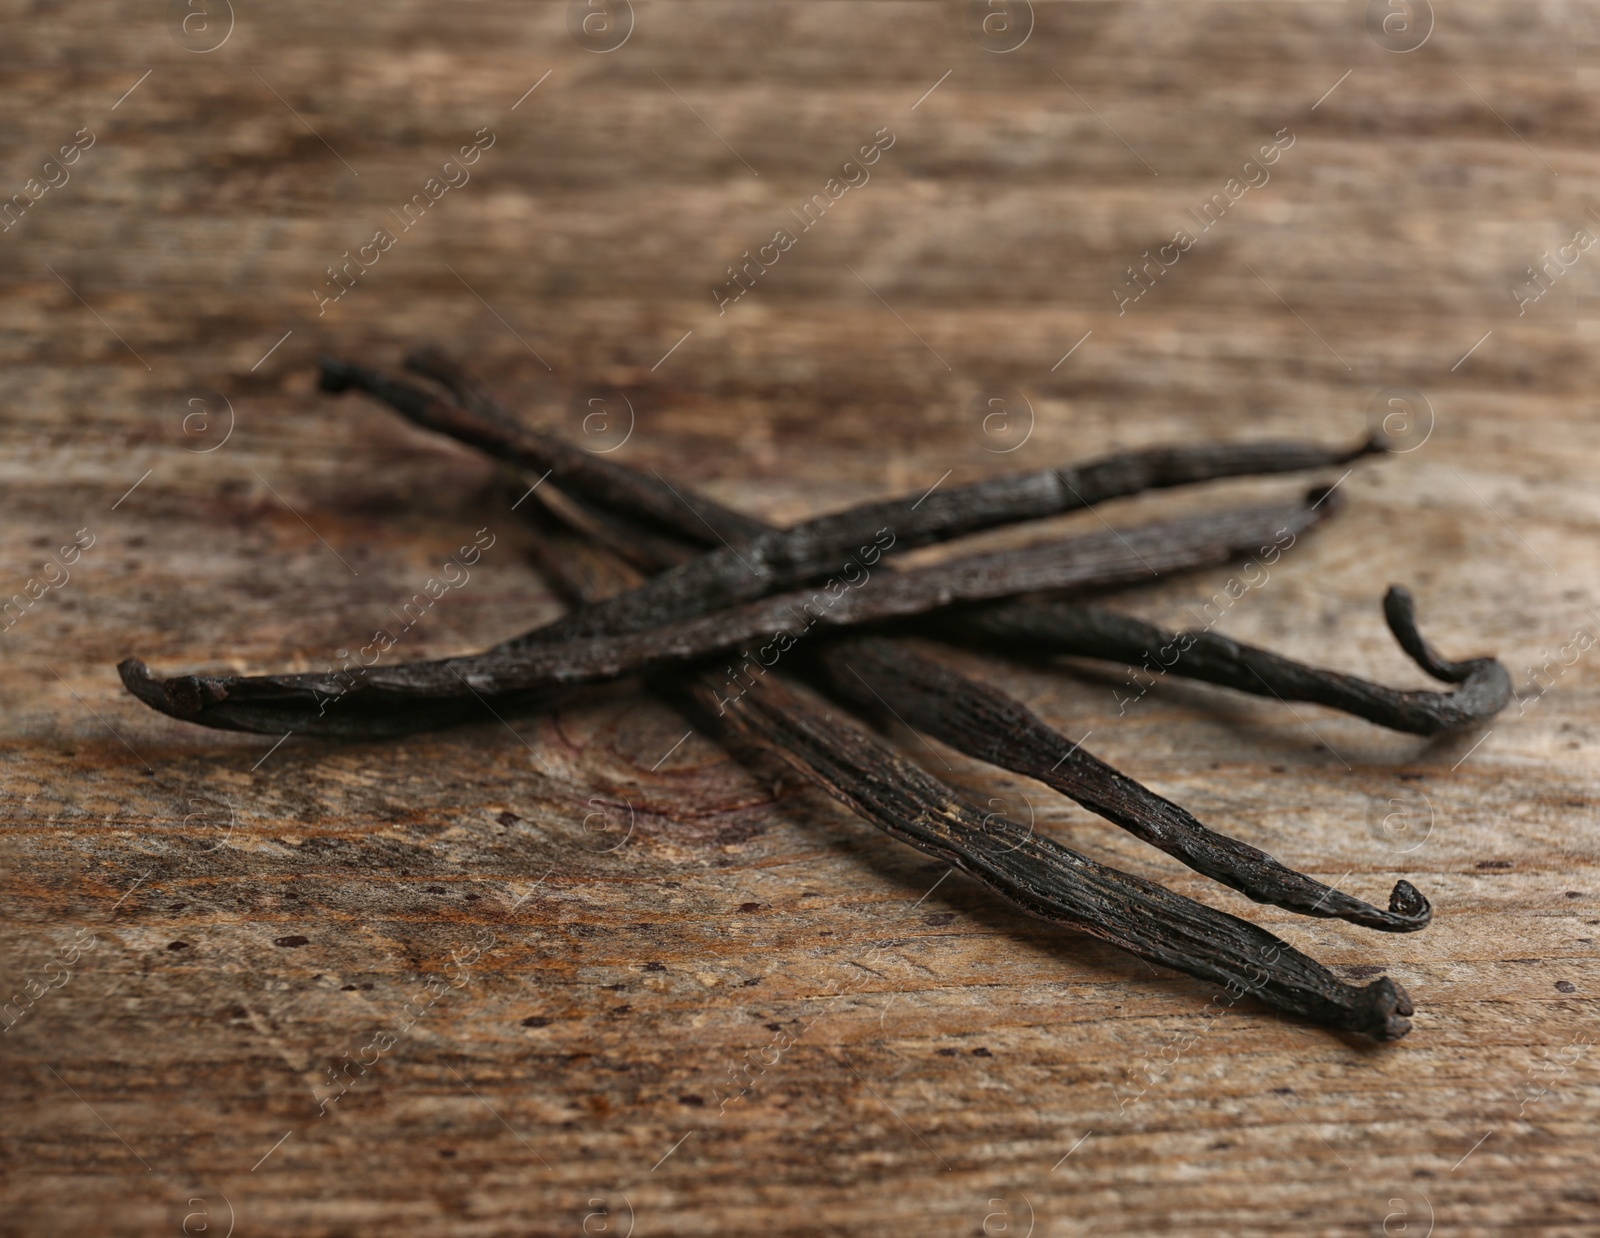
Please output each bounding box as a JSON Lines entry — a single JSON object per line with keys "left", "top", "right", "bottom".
{"left": 2, "top": 3, "right": 1596, "bottom": 1235}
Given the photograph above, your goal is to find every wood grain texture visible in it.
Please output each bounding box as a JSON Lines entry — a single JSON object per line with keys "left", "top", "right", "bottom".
{"left": 1, "top": 2, "right": 1597, "bottom": 1234}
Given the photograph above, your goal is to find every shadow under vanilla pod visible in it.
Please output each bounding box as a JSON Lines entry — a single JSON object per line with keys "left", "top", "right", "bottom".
{"left": 118, "top": 350, "right": 1514, "bottom": 1040}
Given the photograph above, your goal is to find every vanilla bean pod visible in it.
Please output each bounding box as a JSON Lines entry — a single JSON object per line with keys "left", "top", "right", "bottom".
{"left": 512, "top": 433, "right": 1375, "bottom": 644}
{"left": 505, "top": 461, "right": 1441, "bottom": 936}
{"left": 405, "top": 346, "right": 750, "bottom": 575}
{"left": 668, "top": 663, "right": 1415, "bottom": 1040}
{"left": 803, "top": 635, "right": 1430, "bottom": 931}
{"left": 318, "top": 355, "right": 1382, "bottom": 646}
{"left": 935, "top": 591, "right": 1510, "bottom": 735}
{"left": 520, "top": 484, "right": 1416, "bottom": 1039}
{"left": 558, "top": 482, "right": 1506, "bottom": 735}
{"left": 120, "top": 495, "right": 1332, "bottom": 734}
{"left": 318, "top": 358, "right": 768, "bottom": 553}
{"left": 319, "top": 357, "right": 764, "bottom": 550}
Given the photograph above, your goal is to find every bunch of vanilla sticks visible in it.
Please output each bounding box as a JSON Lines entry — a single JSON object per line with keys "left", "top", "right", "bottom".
{"left": 120, "top": 349, "right": 1511, "bottom": 1040}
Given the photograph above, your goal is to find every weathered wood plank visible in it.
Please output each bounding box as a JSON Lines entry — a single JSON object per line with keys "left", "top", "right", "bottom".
{"left": 1, "top": 2, "right": 1596, "bottom": 1234}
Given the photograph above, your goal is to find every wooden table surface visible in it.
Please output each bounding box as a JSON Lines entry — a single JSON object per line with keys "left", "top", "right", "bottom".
{"left": 3, "top": 3, "right": 1597, "bottom": 1234}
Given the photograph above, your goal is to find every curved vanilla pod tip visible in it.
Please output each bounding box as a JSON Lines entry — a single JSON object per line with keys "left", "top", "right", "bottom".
{"left": 1383, "top": 584, "right": 1512, "bottom": 706}
{"left": 937, "top": 581, "right": 1511, "bottom": 737}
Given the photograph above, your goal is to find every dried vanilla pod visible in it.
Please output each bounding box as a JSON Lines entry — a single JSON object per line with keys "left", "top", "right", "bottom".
{"left": 119, "top": 494, "right": 1333, "bottom": 734}
{"left": 934, "top": 591, "right": 1510, "bottom": 735}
